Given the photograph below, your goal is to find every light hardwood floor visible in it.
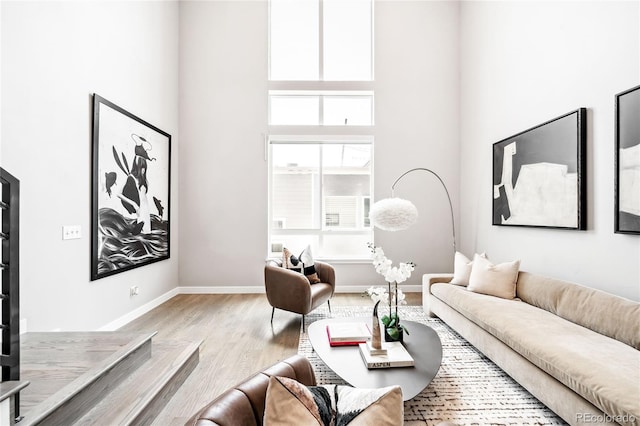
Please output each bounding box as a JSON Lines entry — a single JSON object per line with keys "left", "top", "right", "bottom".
{"left": 117, "top": 292, "right": 422, "bottom": 425}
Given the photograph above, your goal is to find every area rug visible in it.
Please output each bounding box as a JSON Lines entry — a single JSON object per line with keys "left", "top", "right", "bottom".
{"left": 299, "top": 305, "right": 567, "bottom": 425}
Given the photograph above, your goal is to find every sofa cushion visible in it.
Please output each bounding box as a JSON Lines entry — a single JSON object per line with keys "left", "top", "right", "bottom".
{"left": 467, "top": 254, "right": 520, "bottom": 299}
{"left": 450, "top": 252, "right": 486, "bottom": 286}
{"left": 263, "top": 376, "right": 403, "bottom": 425}
{"left": 431, "top": 283, "right": 640, "bottom": 421}
{"left": 516, "top": 271, "right": 640, "bottom": 350}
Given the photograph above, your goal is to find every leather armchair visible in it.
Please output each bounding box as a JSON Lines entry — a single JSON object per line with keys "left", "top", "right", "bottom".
{"left": 264, "top": 260, "right": 335, "bottom": 330}
{"left": 187, "top": 353, "right": 461, "bottom": 426}
{"left": 187, "top": 355, "right": 316, "bottom": 426}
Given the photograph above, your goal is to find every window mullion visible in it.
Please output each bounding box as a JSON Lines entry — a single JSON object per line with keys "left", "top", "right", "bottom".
{"left": 317, "top": 144, "right": 324, "bottom": 230}
{"left": 318, "top": 0, "right": 324, "bottom": 81}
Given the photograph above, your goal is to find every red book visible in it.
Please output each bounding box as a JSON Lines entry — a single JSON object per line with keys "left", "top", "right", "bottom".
{"left": 326, "top": 322, "right": 371, "bottom": 347}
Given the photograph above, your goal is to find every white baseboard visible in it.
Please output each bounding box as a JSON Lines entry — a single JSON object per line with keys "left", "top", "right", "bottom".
{"left": 98, "top": 284, "right": 422, "bottom": 331}
{"left": 177, "top": 285, "right": 422, "bottom": 294}
{"left": 178, "top": 286, "right": 263, "bottom": 294}
{"left": 98, "top": 287, "right": 179, "bottom": 331}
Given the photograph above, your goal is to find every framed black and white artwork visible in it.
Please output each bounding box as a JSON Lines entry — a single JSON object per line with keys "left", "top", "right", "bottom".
{"left": 492, "top": 108, "right": 587, "bottom": 230}
{"left": 91, "top": 94, "right": 171, "bottom": 281}
{"left": 615, "top": 84, "right": 640, "bottom": 234}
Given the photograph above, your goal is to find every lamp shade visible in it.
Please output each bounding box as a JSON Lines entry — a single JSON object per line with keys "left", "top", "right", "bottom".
{"left": 369, "top": 197, "right": 418, "bottom": 231}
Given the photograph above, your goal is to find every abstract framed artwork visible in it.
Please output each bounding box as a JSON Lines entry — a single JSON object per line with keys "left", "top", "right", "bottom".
{"left": 615, "top": 84, "right": 640, "bottom": 235}
{"left": 492, "top": 108, "right": 587, "bottom": 230}
{"left": 91, "top": 94, "right": 171, "bottom": 280}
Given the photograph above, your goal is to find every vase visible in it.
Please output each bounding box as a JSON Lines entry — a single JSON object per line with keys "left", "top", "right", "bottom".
{"left": 384, "top": 326, "right": 403, "bottom": 343}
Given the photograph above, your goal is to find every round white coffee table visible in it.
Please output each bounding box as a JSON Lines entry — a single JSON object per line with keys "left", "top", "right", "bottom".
{"left": 307, "top": 317, "right": 442, "bottom": 400}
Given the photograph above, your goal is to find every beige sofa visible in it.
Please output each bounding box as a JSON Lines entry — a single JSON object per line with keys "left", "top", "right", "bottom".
{"left": 423, "top": 271, "right": 640, "bottom": 426}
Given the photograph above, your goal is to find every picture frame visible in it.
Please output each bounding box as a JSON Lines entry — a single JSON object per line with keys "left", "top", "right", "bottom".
{"left": 492, "top": 108, "right": 587, "bottom": 230}
{"left": 91, "top": 94, "right": 171, "bottom": 281}
{"left": 615, "top": 84, "right": 640, "bottom": 235}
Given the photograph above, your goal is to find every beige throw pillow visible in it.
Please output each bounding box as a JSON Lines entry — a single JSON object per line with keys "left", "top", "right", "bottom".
{"left": 450, "top": 252, "right": 486, "bottom": 286}
{"left": 263, "top": 376, "right": 403, "bottom": 425}
{"left": 468, "top": 254, "right": 520, "bottom": 299}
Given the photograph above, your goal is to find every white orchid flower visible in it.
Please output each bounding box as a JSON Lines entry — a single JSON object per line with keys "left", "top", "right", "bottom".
{"left": 365, "top": 286, "right": 389, "bottom": 304}
{"left": 383, "top": 267, "right": 400, "bottom": 283}
{"left": 375, "top": 258, "right": 392, "bottom": 275}
{"left": 393, "top": 289, "right": 407, "bottom": 306}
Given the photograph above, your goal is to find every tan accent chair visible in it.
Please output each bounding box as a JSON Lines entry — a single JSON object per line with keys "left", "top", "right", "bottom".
{"left": 264, "top": 259, "right": 335, "bottom": 330}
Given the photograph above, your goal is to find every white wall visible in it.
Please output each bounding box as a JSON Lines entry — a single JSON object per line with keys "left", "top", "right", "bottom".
{"left": 178, "top": 1, "right": 270, "bottom": 289}
{"left": 460, "top": 1, "right": 640, "bottom": 301}
{"left": 178, "top": 1, "right": 460, "bottom": 291}
{"left": 1, "top": 1, "right": 180, "bottom": 331}
{"left": 371, "top": 0, "right": 460, "bottom": 287}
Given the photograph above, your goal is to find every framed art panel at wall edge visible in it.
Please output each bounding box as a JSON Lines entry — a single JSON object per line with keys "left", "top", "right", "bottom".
{"left": 615, "top": 84, "right": 640, "bottom": 235}
{"left": 91, "top": 94, "right": 171, "bottom": 281}
{"left": 492, "top": 108, "right": 587, "bottom": 230}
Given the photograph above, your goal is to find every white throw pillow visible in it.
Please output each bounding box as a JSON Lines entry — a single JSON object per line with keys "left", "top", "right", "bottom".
{"left": 450, "top": 252, "right": 486, "bottom": 286}
{"left": 468, "top": 254, "right": 520, "bottom": 299}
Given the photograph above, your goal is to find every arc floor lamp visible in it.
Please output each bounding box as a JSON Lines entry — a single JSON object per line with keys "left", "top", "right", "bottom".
{"left": 369, "top": 167, "right": 456, "bottom": 255}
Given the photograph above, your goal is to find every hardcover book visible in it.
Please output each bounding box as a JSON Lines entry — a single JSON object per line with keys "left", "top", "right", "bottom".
{"left": 326, "top": 322, "right": 371, "bottom": 346}
{"left": 358, "top": 341, "right": 415, "bottom": 369}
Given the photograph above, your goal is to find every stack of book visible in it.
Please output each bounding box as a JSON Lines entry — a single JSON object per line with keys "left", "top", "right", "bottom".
{"left": 326, "top": 322, "right": 371, "bottom": 347}
{"left": 358, "top": 341, "right": 415, "bottom": 369}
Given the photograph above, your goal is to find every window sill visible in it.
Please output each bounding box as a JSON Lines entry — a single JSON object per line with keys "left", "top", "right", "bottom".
{"left": 317, "top": 258, "right": 372, "bottom": 265}
{"left": 266, "top": 256, "right": 372, "bottom": 265}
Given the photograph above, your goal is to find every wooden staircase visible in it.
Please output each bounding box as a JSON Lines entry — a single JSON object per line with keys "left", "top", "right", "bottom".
{"left": 17, "top": 331, "right": 200, "bottom": 426}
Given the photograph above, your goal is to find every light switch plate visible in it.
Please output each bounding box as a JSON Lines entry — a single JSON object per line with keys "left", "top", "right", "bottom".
{"left": 62, "top": 225, "right": 82, "bottom": 240}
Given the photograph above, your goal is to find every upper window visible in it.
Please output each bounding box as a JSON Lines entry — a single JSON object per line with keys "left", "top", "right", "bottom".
{"left": 269, "top": 0, "right": 373, "bottom": 81}
{"left": 269, "top": 91, "right": 374, "bottom": 126}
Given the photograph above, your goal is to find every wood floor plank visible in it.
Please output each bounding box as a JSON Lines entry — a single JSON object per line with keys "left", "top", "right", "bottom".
{"left": 117, "top": 292, "right": 421, "bottom": 425}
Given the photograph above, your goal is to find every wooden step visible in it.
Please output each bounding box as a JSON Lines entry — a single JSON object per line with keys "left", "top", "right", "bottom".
{"left": 20, "top": 332, "right": 157, "bottom": 426}
{"left": 73, "top": 339, "right": 201, "bottom": 426}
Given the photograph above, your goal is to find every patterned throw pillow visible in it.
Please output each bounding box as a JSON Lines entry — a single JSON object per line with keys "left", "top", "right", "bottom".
{"left": 283, "top": 246, "right": 321, "bottom": 284}
{"left": 299, "top": 245, "right": 321, "bottom": 284}
{"left": 283, "top": 247, "right": 303, "bottom": 272}
{"left": 263, "top": 376, "right": 403, "bottom": 425}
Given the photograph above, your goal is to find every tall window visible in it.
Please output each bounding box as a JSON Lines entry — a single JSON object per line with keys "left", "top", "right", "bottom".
{"left": 268, "top": 0, "right": 374, "bottom": 259}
